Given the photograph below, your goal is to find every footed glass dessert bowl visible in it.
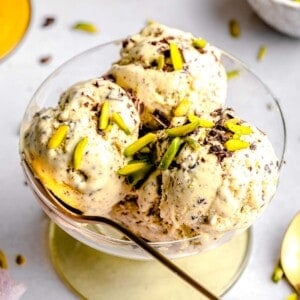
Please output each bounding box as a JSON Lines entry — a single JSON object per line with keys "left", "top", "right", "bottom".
{"left": 19, "top": 40, "right": 286, "bottom": 299}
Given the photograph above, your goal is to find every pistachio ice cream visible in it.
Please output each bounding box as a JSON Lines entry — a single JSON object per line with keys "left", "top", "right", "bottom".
{"left": 22, "top": 23, "right": 279, "bottom": 247}
{"left": 109, "top": 22, "right": 227, "bottom": 128}
{"left": 111, "top": 108, "right": 279, "bottom": 242}
{"left": 22, "top": 78, "right": 140, "bottom": 215}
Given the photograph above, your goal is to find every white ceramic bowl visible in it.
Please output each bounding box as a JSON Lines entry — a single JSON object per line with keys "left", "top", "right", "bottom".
{"left": 248, "top": 0, "right": 300, "bottom": 38}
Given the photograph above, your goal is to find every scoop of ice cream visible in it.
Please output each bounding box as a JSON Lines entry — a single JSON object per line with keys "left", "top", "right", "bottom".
{"left": 110, "top": 108, "right": 279, "bottom": 243}
{"left": 0, "top": 269, "right": 27, "bottom": 300}
{"left": 22, "top": 78, "right": 140, "bottom": 215}
{"left": 108, "top": 22, "right": 227, "bottom": 128}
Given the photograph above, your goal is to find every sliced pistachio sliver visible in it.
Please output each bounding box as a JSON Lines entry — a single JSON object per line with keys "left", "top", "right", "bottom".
{"left": 73, "top": 137, "right": 88, "bottom": 170}
{"left": 99, "top": 101, "right": 110, "bottom": 130}
{"left": 111, "top": 112, "right": 131, "bottom": 135}
{"left": 73, "top": 22, "right": 98, "bottom": 33}
{"left": 229, "top": 19, "right": 241, "bottom": 38}
{"left": 192, "top": 38, "right": 207, "bottom": 49}
{"left": 224, "top": 119, "right": 253, "bottom": 135}
{"left": 188, "top": 115, "right": 215, "bottom": 128}
{"left": 169, "top": 42, "right": 183, "bottom": 71}
{"left": 224, "top": 139, "right": 249, "bottom": 151}
{"left": 226, "top": 69, "right": 239, "bottom": 79}
{"left": 271, "top": 264, "right": 284, "bottom": 283}
{"left": 0, "top": 249, "right": 8, "bottom": 269}
{"left": 186, "top": 137, "right": 200, "bottom": 151}
{"left": 130, "top": 164, "right": 153, "bottom": 185}
{"left": 47, "top": 125, "right": 69, "bottom": 149}
{"left": 173, "top": 99, "right": 191, "bottom": 117}
{"left": 257, "top": 45, "right": 267, "bottom": 61}
{"left": 157, "top": 55, "right": 165, "bottom": 70}
{"left": 124, "top": 133, "right": 157, "bottom": 157}
{"left": 166, "top": 121, "right": 199, "bottom": 137}
{"left": 159, "top": 137, "right": 182, "bottom": 170}
{"left": 118, "top": 161, "right": 150, "bottom": 176}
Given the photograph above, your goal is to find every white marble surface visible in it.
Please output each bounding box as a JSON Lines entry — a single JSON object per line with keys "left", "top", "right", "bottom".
{"left": 1, "top": 0, "right": 300, "bottom": 299}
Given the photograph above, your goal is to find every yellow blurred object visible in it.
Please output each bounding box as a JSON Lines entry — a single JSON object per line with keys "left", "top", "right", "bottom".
{"left": 31, "top": 157, "right": 83, "bottom": 211}
{"left": 0, "top": 0, "right": 31, "bottom": 60}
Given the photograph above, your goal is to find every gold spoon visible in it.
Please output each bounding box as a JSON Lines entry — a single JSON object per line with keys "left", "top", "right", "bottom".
{"left": 22, "top": 160, "right": 219, "bottom": 300}
{"left": 281, "top": 212, "right": 300, "bottom": 294}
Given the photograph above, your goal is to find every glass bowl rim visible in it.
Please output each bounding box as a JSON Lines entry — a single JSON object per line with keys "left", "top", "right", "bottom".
{"left": 19, "top": 40, "right": 287, "bottom": 248}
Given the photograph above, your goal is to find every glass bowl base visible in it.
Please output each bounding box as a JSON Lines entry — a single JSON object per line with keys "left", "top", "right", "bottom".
{"left": 49, "top": 222, "right": 252, "bottom": 299}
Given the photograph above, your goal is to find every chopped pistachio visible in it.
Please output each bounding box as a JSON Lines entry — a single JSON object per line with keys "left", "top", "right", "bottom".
{"left": 111, "top": 112, "right": 131, "bottom": 134}
{"left": 118, "top": 161, "right": 150, "bottom": 176}
{"left": 166, "top": 121, "right": 199, "bottom": 137}
{"left": 157, "top": 55, "right": 165, "bottom": 70}
{"left": 257, "top": 45, "right": 267, "bottom": 61}
{"left": 192, "top": 38, "right": 207, "bottom": 49}
{"left": 271, "top": 264, "right": 284, "bottom": 283}
{"left": 99, "top": 101, "right": 110, "bottom": 130}
{"left": 286, "top": 293, "right": 298, "bottom": 300}
{"left": 159, "top": 137, "right": 182, "bottom": 170}
{"left": 103, "top": 123, "right": 113, "bottom": 133}
{"left": 224, "top": 139, "right": 250, "bottom": 151}
{"left": 72, "top": 22, "right": 98, "bottom": 33}
{"left": 124, "top": 133, "right": 157, "bottom": 157}
{"left": 226, "top": 69, "right": 239, "bottom": 79}
{"left": 47, "top": 125, "right": 69, "bottom": 149}
{"left": 232, "top": 133, "right": 241, "bottom": 140}
{"left": 0, "top": 249, "right": 8, "bottom": 269}
{"left": 224, "top": 119, "right": 253, "bottom": 135}
{"left": 169, "top": 42, "right": 184, "bottom": 71}
{"left": 140, "top": 146, "right": 150, "bottom": 154}
{"left": 173, "top": 99, "right": 191, "bottom": 117}
{"left": 129, "top": 164, "right": 153, "bottom": 185}
{"left": 73, "top": 137, "right": 88, "bottom": 170}
{"left": 186, "top": 137, "right": 200, "bottom": 150}
{"left": 188, "top": 115, "right": 215, "bottom": 128}
{"left": 229, "top": 19, "right": 241, "bottom": 38}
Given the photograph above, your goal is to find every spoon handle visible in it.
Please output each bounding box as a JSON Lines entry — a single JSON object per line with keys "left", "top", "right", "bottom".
{"left": 82, "top": 215, "right": 220, "bottom": 300}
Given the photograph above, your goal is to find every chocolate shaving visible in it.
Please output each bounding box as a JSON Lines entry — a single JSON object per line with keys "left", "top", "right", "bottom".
{"left": 42, "top": 17, "right": 55, "bottom": 27}
{"left": 101, "top": 73, "right": 116, "bottom": 82}
{"left": 39, "top": 55, "right": 52, "bottom": 65}
{"left": 152, "top": 109, "right": 170, "bottom": 128}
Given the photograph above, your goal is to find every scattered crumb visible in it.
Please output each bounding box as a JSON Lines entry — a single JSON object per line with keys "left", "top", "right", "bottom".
{"left": 0, "top": 250, "right": 8, "bottom": 269}
{"left": 39, "top": 55, "right": 52, "bottom": 65}
{"left": 15, "top": 255, "right": 26, "bottom": 266}
{"left": 257, "top": 45, "right": 267, "bottom": 61}
{"left": 42, "top": 16, "right": 55, "bottom": 28}
{"left": 226, "top": 69, "right": 239, "bottom": 80}
{"left": 266, "top": 103, "right": 273, "bottom": 111}
{"left": 72, "top": 22, "right": 98, "bottom": 33}
{"left": 228, "top": 19, "right": 241, "bottom": 38}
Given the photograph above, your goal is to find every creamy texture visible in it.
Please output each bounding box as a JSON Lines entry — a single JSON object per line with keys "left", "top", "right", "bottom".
{"left": 22, "top": 23, "right": 280, "bottom": 247}
{"left": 110, "top": 109, "right": 279, "bottom": 242}
{"left": 109, "top": 22, "right": 227, "bottom": 128}
{"left": 23, "top": 78, "right": 140, "bottom": 215}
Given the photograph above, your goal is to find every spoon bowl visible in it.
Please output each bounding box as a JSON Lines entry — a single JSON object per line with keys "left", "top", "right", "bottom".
{"left": 281, "top": 212, "right": 300, "bottom": 293}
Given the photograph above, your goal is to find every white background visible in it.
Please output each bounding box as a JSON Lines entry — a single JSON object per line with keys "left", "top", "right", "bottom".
{"left": 1, "top": 0, "right": 299, "bottom": 299}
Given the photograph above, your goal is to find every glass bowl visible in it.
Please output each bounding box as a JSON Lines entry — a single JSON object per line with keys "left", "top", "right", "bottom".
{"left": 19, "top": 41, "right": 286, "bottom": 261}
